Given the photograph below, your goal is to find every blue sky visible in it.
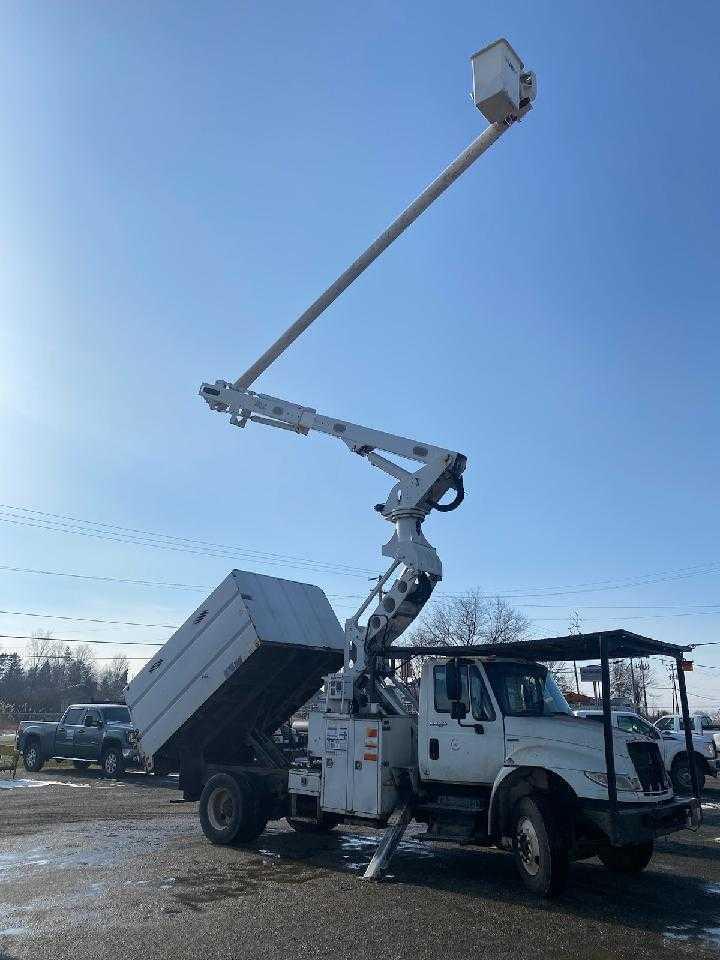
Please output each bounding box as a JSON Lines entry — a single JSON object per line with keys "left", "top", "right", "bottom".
{"left": 1, "top": 2, "right": 718, "bottom": 709}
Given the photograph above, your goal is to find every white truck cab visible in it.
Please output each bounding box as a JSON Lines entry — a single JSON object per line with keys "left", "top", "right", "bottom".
{"left": 422, "top": 661, "right": 672, "bottom": 805}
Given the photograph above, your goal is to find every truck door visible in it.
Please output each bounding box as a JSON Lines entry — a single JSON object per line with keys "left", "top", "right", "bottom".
{"left": 421, "top": 662, "right": 504, "bottom": 785}
{"left": 54, "top": 706, "right": 84, "bottom": 757}
{"left": 76, "top": 708, "right": 103, "bottom": 760}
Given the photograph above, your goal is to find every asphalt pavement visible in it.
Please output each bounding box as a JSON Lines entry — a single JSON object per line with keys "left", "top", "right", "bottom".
{"left": 1, "top": 763, "right": 719, "bottom": 960}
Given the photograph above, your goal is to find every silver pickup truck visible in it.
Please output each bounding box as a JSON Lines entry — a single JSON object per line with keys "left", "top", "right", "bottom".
{"left": 16, "top": 703, "right": 140, "bottom": 777}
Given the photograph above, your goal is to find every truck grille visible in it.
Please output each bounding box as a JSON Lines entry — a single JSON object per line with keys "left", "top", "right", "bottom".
{"left": 628, "top": 741, "right": 667, "bottom": 793}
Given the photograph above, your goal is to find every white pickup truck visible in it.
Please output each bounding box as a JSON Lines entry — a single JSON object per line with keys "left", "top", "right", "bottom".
{"left": 574, "top": 709, "right": 719, "bottom": 794}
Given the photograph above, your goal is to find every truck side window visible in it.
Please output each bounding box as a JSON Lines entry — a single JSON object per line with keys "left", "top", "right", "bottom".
{"left": 84, "top": 710, "right": 101, "bottom": 727}
{"left": 63, "top": 708, "right": 84, "bottom": 725}
{"left": 618, "top": 715, "right": 656, "bottom": 738}
{"left": 469, "top": 666, "right": 496, "bottom": 722}
{"left": 433, "top": 664, "right": 469, "bottom": 714}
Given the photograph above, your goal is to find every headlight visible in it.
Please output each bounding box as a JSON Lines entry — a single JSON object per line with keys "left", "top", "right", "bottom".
{"left": 585, "top": 771, "right": 643, "bottom": 793}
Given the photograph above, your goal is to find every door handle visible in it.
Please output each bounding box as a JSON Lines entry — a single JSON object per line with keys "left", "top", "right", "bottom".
{"left": 429, "top": 738, "right": 439, "bottom": 760}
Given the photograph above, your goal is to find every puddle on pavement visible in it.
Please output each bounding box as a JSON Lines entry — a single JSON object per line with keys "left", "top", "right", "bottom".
{"left": 0, "top": 927, "right": 27, "bottom": 937}
{"left": 0, "top": 779, "right": 91, "bottom": 790}
{"left": 0, "top": 846, "right": 115, "bottom": 877}
{"left": 162, "top": 856, "right": 322, "bottom": 913}
{"left": 665, "top": 923, "right": 720, "bottom": 948}
{"left": 662, "top": 882, "right": 720, "bottom": 948}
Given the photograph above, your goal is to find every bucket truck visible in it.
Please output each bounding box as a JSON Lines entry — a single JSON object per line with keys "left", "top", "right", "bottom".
{"left": 126, "top": 39, "right": 701, "bottom": 896}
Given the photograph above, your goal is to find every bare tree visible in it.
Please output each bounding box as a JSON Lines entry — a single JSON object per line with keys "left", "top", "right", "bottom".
{"left": 410, "top": 590, "right": 530, "bottom": 648}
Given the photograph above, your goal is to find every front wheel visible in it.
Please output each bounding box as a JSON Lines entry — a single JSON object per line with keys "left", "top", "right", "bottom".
{"left": 512, "top": 796, "right": 569, "bottom": 897}
{"left": 671, "top": 756, "right": 705, "bottom": 795}
{"left": 101, "top": 748, "right": 125, "bottom": 778}
{"left": 23, "top": 741, "right": 44, "bottom": 773}
{"left": 598, "top": 840, "right": 653, "bottom": 874}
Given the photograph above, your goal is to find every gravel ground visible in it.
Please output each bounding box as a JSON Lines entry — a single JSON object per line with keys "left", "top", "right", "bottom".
{"left": 1, "top": 763, "right": 719, "bottom": 960}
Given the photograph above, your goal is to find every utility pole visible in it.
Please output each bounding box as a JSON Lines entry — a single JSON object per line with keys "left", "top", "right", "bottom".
{"left": 629, "top": 657, "right": 638, "bottom": 709}
{"left": 667, "top": 661, "right": 678, "bottom": 713}
{"left": 569, "top": 611, "right": 582, "bottom": 694}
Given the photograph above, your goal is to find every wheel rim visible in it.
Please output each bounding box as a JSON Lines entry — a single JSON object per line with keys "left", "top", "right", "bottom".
{"left": 26, "top": 747, "right": 37, "bottom": 767}
{"left": 516, "top": 816, "right": 541, "bottom": 877}
{"left": 105, "top": 753, "right": 117, "bottom": 775}
{"left": 207, "top": 786, "right": 236, "bottom": 832}
{"left": 677, "top": 763, "right": 691, "bottom": 790}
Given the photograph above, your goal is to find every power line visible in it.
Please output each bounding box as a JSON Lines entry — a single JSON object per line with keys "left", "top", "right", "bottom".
{"left": 0, "top": 563, "right": 208, "bottom": 591}
{"left": 11, "top": 651, "right": 151, "bottom": 661}
{"left": 0, "top": 504, "right": 372, "bottom": 573}
{"left": 0, "top": 609, "right": 176, "bottom": 629}
{"left": 0, "top": 506, "right": 375, "bottom": 578}
{"left": 0, "top": 634, "right": 164, "bottom": 647}
{"left": 2, "top": 502, "right": 720, "bottom": 599}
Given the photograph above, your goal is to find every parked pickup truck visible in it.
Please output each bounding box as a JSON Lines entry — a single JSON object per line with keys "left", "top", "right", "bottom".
{"left": 16, "top": 703, "right": 140, "bottom": 777}
{"left": 574, "top": 709, "right": 719, "bottom": 794}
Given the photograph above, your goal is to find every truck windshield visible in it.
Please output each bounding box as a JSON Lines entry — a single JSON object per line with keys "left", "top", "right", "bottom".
{"left": 101, "top": 707, "right": 131, "bottom": 723}
{"left": 484, "top": 662, "right": 571, "bottom": 718}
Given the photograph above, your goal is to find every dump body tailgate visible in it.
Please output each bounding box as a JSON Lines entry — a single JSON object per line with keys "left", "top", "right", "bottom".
{"left": 125, "top": 570, "right": 345, "bottom": 761}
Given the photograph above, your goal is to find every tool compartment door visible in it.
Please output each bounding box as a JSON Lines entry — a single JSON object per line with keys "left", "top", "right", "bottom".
{"left": 321, "top": 719, "right": 353, "bottom": 813}
{"left": 352, "top": 721, "right": 380, "bottom": 816}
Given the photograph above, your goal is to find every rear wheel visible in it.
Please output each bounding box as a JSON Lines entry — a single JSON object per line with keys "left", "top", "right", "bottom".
{"left": 23, "top": 741, "right": 44, "bottom": 773}
{"left": 671, "top": 756, "right": 705, "bottom": 795}
{"left": 512, "top": 796, "right": 569, "bottom": 897}
{"left": 199, "top": 773, "right": 266, "bottom": 845}
{"left": 598, "top": 840, "right": 654, "bottom": 874}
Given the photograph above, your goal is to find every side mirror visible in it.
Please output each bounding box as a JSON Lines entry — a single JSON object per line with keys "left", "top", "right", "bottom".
{"left": 450, "top": 701, "right": 468, "bottom": 721}
{"left": 445, "top": 660, "right": 462, "bottom": 702}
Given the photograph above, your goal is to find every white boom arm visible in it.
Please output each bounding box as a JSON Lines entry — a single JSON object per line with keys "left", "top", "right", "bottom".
{"left": 200, "top": 380, "right": 466, "bottom": 674}
{"left": 200, "top": 381, "right": 465, "bottom": 578}
{"left": 199, "top": 41, "right": 535, "bottom": 707}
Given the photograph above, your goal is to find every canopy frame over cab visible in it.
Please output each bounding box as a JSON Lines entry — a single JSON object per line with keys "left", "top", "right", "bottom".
{"left": 390, "top": 629, "right": 700, "bottom": 833}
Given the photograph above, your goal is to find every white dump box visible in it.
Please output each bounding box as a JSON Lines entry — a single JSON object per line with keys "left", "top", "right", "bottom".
{"left": 126, "top": 570, "right": 345, "bottom": 763}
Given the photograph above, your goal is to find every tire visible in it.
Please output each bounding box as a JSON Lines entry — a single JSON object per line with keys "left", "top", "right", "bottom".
{"left": 671, "top": 756, "right": 706, "bottom": 795}
{"left": 512, "top": 796, "right": 570, "bottom": 897}
{"left": 199, "top": 773, "right": 266, "bottom": 846}
{"left": 73, "top": 760, "right": 91, "bottom": 770}
{"left": 287, "top": 816, "right": 338, "bottom": 834}
{"left": 101, "top": 747, "right": 125, "bottom": 778}
{"left": 598, "top": 840, "right": 654, "bottom": 874}
{"left": 23, "top": 740, "right": 44, "bottom": 773}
